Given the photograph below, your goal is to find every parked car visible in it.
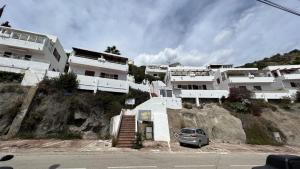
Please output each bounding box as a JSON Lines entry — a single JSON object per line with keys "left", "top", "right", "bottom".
{"left": 178, "top": 128, "right": 209, "bottom": 148}
{"left": 252, "top": 154, "right": 300, "bottom": 169}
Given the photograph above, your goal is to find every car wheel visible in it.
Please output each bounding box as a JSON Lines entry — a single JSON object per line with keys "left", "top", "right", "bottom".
{"left": 198, "top": 141, "right": 202, "bottom": 148}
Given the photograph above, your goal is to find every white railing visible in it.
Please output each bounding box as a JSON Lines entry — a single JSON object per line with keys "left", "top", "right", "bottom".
{"left": 0, "top": 56, "right": 50, "bottom": 71}
{"left": 69, "top": 56, "right": 128, "bottom": 72}
{"left": 254, "top": 91, "right": 290, "bottom": 100}
{"left": 171, "top": 75, "right": 214, "bottom": 82}
{"left": 229, "top": 76, "right": 274, "bottom": 83}
{"left": 282, "top": 73, "right": 300, "bottom": 80}
{"left": 77, "top": 75, "right": 129, "bottom": 93}
{"left": 174, "top": 89, "right": 229, "bottom": 99}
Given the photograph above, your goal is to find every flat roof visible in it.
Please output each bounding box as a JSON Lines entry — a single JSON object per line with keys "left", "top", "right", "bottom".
{"left": 264, "top": 65, "right": 300, "bottom": 71}
{"left": 72, "top": 47, "right": 128, "bottom": 63}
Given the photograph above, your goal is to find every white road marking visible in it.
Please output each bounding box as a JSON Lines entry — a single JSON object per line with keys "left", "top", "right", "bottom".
{"left": 231, "top": 164, "right": 262, "bottom": 167}
{"left": 174, "top": 165, "right": 216, "bottom": 168}
{"left": 107, "top": 166, "right": 157, "bottom": 169}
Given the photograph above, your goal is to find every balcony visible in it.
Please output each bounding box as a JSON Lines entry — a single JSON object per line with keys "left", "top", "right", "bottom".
{"left": 282, "top": 73, "right": 300, "bottom": 80}
{"left": 0, "top": 55, "right": 50, "bottom": 72}
{"left": 171, "top": 75, "right": 214, "bottom": 82}
{"left": 228, "top": 76, "right": 274, "bottom": 83}
{"left": 69, "top": 56, "right": 128, "bottom": 72}
{"left": 77, "top": 75, "right": 129, "bottom": 93}
{"left": 174, "top": 89, "right": 229, "bottom": 99}
{"left": 0, "top": 27, "right": 47, "bottom": 52}
{"left": 254, "top": 90, "right": 291, "bottom": 100}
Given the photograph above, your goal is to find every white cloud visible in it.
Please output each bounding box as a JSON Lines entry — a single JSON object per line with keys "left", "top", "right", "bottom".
{"left": 1, "top": 0, "right": 300, "bottom": 66}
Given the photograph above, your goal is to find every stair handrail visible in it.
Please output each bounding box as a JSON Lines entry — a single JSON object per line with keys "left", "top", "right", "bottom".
{"left": 115, "top": 109, "right": 125, "bottom": 144}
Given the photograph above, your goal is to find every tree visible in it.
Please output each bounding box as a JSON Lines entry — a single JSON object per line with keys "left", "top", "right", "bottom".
{"left": 228, "top": 87, "right": 253, "bottom": 102}
{"left": 1, "top": 21, "right": 11, "bottom": 27}
{"left": 105, "top": 46, "right": 121, "bottom": 55}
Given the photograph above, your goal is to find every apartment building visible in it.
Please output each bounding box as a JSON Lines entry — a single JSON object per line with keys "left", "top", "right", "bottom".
{"left": 145, "top": 64, "right": 168, "bottom": 78}
{"left": 68, "top": 47, "right": 129, "bottom": 93}
{"left": 0, "top": 26, "right": 67, "bottom": 73}
{"left": 164, "top": 66, "right": 228, "bottom": 105}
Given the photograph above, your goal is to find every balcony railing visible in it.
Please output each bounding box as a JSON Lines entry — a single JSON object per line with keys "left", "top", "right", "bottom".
{"left": 171, "top": 75, "right": 214, "bottom": 82}
{"left": 69, "top": 56, "right": 128, "bottom": 72}
{"left": 173, "top": 89, "right": 229, "bottom": 99}
{"left": 228, "top": 76, "right": 274, "bottom": 83}
{"left": 282, "top": 73, "right": 300, "bottom": 80}
{"left": 0, "top": 55, "right": 50, "bottom": 71}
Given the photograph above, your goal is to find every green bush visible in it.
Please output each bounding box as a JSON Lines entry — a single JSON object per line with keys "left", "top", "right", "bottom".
{"left": 183, "top": 103, "right": 193, "bottom": 109}
{"left": 0, "top": 84, "right": 24, "bottom": 94}
{"left": 224, "top": 101, "right": 249, "bottom": 114}
{"left": 278, "top": 97, "right": 292, "bottom": 110}
{"left": 228, "top": 87, "right": 253, "bottom": 102}
{"left": 0, "top": 71, "right": 24, "bottom": 83}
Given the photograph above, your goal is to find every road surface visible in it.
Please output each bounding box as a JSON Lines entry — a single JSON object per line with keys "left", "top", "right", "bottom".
{"left": 0, "top": 151, "right": 275, "bottom": 169}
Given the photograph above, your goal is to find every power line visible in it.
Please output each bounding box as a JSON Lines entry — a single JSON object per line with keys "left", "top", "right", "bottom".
{"left": 257, "top": 0, "right": 300, "bottom": 16}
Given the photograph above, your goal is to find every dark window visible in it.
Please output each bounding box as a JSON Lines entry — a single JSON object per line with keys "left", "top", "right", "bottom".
{"left": 53, "top": 48, "right": 61, "bottom": 62}
{"left": 153, "top": 74, "right": 158, "bottom": 77}
{"left": 273, "top": 72, "right": 279, "bottom": 77}
{"left": 85, "top": 70, "right": 95, "bottom": 76}
{"left": 182, "top": 85, "right": 188, "bottom": 89}
{"left": 177, "top": 85, "right": 182, "bottom": 89}
{"left": 254, "top": 86, "right": 262, "bottom": 91}
{"left": 188, "top": 85, "right": 192, "bottom": 90}
{"left": 217, "top": 78, "right": 220, "bottom": 84}
{"left": 24, "top": 55, "right": 32, "bottom": 61}
{"left": 100, "top": 73, "right": 105, "bottom": 78}
{"left": 291, "top": 82, "right": 296, "bottom": 88}
{"left": 181, "top": 129, "right": 195, "bottom": 134}
{"left": 3, "top": 52, "right": 12, "bottom": 57}
{"left": 113, "top": 74, "right": 118, "bottom": 79}
{"left": 193, "top": 85, "right": 199, "bottom": 90}
{"left": 239, "top": 86, "right": 247, "bottom": 90}
{"left": 203, "top": 85, "right": 207, "bottom": 90}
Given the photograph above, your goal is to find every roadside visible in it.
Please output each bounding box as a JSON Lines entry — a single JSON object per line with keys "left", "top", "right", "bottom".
{"left": 1, "top": 139, "right": 300, "bottom": 154}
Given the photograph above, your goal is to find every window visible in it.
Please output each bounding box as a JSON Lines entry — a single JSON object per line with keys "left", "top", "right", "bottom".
{"left": 153, "top": 74, "right": 158, "bottom": 77}
{"left": 28, "top": 35, "right": 37, "bottom": 42}
{"left": 20, "top": 34, "right": 29, "bottom": 41}
{"left": 239, "top": 86, "right": 247, "bottom": 90}
{"left": 12, "top": 32, "right": 21, "bottom": 39}
{"left": 3, "top": 52, "right": 12, "bottom": 57}
{"left": 202, "top": 85, "right": 207, "bottom": 90}
{"left": 24, "top": 55, "right": 32, "bottom": 61}
{"left": 177, "top": 85, "right": 182, "bottom": 89}
{"left": 254, "top": 86, "right": 262, "bottom": 91}
{"left": 193, "top": 85, "right": 199, "bottom": 90}
{"left": 113, "top": 75, "right": 118, "bottom": 79}
{"left": 53, "top": 49, "right": 61, "bottom": 62}
{"left": 291, "top": 82, "right": 297, "bottom": 88}
{"left": 85, "top": 70, "right": 95, "bottom": 76}
{"left": 188, "top": 85, "right": 192, "bottom": 90}
{"left": 181, "top": 85, "right": 188, "bottom": 89}
{"left": 217, "top": 78, "right": 221, "bottom": 84}
{"left": 36, "top": 36, "right": 45, "bottom": 44}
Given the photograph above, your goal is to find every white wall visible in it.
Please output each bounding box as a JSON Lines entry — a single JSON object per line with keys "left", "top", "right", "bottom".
{"left": 134, "top": 98, "right": 170, "bottom": 142}
{"left": 128, "top": 81, "right": 150, "bottom": 92}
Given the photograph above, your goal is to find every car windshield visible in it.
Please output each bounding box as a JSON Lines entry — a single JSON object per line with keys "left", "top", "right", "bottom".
{"left": 181, "top": 129, "right": 195, "bottom": 134}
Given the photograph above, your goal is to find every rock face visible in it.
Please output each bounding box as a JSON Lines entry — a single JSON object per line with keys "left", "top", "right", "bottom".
{"left": 261, "top": 105, "right": 300, "bottom": 146}
{"left": 0, "top": 84, "right": 27, "bottom": 136}
{"left": 168, "top": 104, "right": 246, "bottom": 144}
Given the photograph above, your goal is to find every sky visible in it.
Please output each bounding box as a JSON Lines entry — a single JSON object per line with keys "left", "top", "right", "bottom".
{"left": 1, "top": 0, "right": 300, "bottom": 66}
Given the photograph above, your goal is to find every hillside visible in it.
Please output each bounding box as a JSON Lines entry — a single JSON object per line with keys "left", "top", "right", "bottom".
{"left": 241, "top": 49, "right": 300, "bottom": 69}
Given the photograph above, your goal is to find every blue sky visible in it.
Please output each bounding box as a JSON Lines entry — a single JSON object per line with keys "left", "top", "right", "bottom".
{"left": 1, "top": 0, "right": 300, "bottom": 66}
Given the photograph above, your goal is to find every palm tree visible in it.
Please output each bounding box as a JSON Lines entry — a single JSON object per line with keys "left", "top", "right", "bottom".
{"left": 105, "top": 46, "right": 121, "bottom": 55}
{"left": 0, "top": 5, "right": 10, "bottom": 27}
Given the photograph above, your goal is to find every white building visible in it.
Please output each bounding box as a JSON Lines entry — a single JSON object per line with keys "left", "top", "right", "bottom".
{"left": 165, "top": 66, "right": 229, "bottom": 105}
{"left": 68, "top": 48, "right": 129, "bottom": 93}
{"left": 215, "top": 67, "right": 294, "bottom": 101}
{"left": 0, "top": 26, "right": 67, "bottom": 73}
{"left": 145, "top": 64, "right": 168, "bottom": 78}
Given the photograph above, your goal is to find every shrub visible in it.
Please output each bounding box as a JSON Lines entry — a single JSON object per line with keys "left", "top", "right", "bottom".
{"left": 228, "top": 87, "right": 253, "bottom": 102}
{"left": 183, "top": 103, "right": 193, "bottom": 109}
{"left": 0, "top": 71, "right": 24, "bottom": 83}
{"left": 132, "top": 132, "right": 143, "bottom": 149}
{"left": 224, "top": 101, "right": 249, "bottom": 114}
{"left": 53, "top": 72, "right": 79, "bottom": 92}
{"left": 126, "top": 88, "right": 150, "bottom": 107}
{"left": 0, "top": 84, "right": 24, "bottom": 94}
{"left": 278, "top": 97, "right": 292, "bottom": 110}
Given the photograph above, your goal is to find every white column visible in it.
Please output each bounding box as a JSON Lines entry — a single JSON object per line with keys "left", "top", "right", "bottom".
{"left": 196, "top": 97, "right": 200, "bottom": 107}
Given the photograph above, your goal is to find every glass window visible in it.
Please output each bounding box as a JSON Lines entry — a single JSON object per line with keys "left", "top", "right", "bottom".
{"left": 100, "top": 73, "right": 105, "bottom": 78}
{"left": 188, "top": 85, "right": 192, "bottom": 90}
{"left": 239, "top": 86, "right": 247, "bottom": 90}
{"left": 3, "top": 52, "right": 12, "bottom": 57}
{"left": 181, "top": 85, "right": 188, "bottom": 89}
{"left": 203, "top": 85, "right": 207, "bottom": 90}
{"left": 177, "top": 85, "right": 182, "bottom": 89}
{"left": 254, "top": 86, "right": 262, "bottom": 91}
{"left": 53, "top": 49, "right": 61, "bottom": 62}
{"left": 193, "top": 85, "right": 199, "bottom": 90}
{"left": 181, "top": 129, "right": 195, "bottom": 134}
{"left": 85, "top": 70, "right": 95, "bottom": 76}
{"left": 113, "top": 74, "right": 118, "bottom": 79}
{"left": 24, "top": 55, "right": 32, "bottom": 61}
{"left": 291, "top": 82, "right": 296, "bottom": 88}
{"left": 217, "top": 78, "right": 221, "bottom": 84}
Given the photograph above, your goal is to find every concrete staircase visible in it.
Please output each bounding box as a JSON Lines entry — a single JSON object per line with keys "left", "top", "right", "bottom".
{"left": 116, "top": 115, "right": 135, "bottom": 148}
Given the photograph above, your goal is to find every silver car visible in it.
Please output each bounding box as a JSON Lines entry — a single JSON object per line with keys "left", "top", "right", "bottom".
{"left": 178, "top": 128, "right": 209, "bottom": 147}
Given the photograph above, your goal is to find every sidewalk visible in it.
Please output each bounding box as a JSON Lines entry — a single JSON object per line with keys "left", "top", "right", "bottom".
{"left": 1, "top": 139, "right": 300, "bottom": 154}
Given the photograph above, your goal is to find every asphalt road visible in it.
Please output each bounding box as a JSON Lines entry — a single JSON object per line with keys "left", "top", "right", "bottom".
{"left": 0, "top": 152, "right": 273, "bottom": 169}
